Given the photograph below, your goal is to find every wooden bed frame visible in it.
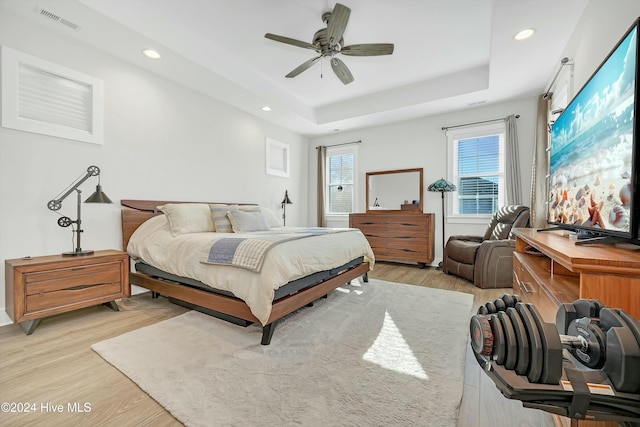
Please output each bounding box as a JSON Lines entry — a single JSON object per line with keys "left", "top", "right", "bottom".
{"left": 121, "top": 199, "right": 370, "bottom": 345}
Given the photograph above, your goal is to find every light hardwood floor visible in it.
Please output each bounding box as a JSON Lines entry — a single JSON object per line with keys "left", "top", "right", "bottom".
{"left": 0, "top": 261, "right": 554, "bottom": 426}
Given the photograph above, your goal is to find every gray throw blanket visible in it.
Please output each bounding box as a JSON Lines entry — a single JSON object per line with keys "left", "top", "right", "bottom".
{"left": 202, "top": 228, "right": 353, "bottom": 272}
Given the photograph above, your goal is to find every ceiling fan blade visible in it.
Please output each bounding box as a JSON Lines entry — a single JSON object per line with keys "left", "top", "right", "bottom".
{"left": 265, "top": 33, "right": 318, "bottom": 51}
{"left": 285, "top": 56, "right": 322, "bottom": 78}
{"left": 331, "top": 57, "right": 354, "bottom": 85}
{"left": 341, "top": 43, "right": 394, "bottom": 56}
{"left": 327, "top": 3, "right": 350, "bottom": 47}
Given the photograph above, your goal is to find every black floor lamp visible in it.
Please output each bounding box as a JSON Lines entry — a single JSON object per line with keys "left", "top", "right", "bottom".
{"left": 427, "top": 178, "right": 457, "bottom": 270}
{"left": 281, "top": 190, "right": 292, "bottom": 226}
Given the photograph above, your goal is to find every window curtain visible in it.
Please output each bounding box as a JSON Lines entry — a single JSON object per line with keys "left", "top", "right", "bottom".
{"left": 530, "top": 95, "right": 551, "bottom": 228}
{"left": 317, "top": 145, "right": 327, "bottom": 227}
{"left": 505, "top": 114, "right": 522, "bottom": 205}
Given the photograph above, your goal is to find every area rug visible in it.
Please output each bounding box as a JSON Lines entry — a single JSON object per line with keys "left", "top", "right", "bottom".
{"left": 91, "top": 279, "right": 473, "bottom": 426}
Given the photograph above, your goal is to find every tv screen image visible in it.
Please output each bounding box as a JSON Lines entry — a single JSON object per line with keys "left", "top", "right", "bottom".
{"left": 548, "top": 21, "right": 637, "bottom": 240}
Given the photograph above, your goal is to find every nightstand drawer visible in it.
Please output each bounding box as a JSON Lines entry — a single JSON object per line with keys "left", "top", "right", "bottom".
{"left": 25, "top": 262, "right": 122, "bottom": 287}
{"left": 27, "top": 281, "right": 123, "bottom": 313}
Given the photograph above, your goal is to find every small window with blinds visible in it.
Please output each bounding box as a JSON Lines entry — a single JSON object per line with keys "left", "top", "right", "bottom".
{"left": 1, "top": 46, "right": 103, "bottom": 144}
{"left": 446, "top": 122, "right": 505, "bottom": 219}
{"left": 326, "top": 144, "right": 357, "bottom": 214}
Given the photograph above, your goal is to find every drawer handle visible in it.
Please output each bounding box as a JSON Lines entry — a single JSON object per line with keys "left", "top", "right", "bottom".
{"left": 520, "top": 281, "right": 534, "bottom": 294}
{"left": 67, "top": 283, "right": 104, "bottom": 291}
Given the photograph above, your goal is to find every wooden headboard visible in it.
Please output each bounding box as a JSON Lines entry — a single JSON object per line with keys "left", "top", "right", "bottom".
{"left": 120, "top": 199, "right": 257, "bottom": 251}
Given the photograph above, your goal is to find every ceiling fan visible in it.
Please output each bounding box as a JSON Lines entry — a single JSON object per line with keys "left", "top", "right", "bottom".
{"left": 264, "top": 3, "right": 394, "bottom": 85}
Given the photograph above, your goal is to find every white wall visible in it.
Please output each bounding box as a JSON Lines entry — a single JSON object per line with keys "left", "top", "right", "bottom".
{"left": 0, "top": 10, "right": 308, "bottom": 321}
{"left": 308, "top": 97, "right": 538, "bottom": 266}
{"left": 560, "top": 1, "right": 640, "bottom": 91}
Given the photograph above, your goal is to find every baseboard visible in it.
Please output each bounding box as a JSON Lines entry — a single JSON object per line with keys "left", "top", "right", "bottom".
{"left": 0, "top": 309, "right": 13, "bottom": 326}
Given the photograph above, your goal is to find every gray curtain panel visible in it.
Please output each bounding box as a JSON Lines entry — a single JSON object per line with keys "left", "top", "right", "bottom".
{"left": 317, "top": 145, "right": 327, "bottom": 227}
{"left": 530, "top": 95, "right": 551, "bottom": 228}
{"left": 505, "top": 114, "right": 522, "bottom": 205}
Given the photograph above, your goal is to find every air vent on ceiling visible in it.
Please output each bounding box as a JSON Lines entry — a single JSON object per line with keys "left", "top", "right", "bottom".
{"left": 33, "top": 6, "right": 81, "bottom": 31}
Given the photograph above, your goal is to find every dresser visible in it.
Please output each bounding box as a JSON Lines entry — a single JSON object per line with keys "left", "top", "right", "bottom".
{"left": 350, "top": 213, "right": 435, "bottom": 267}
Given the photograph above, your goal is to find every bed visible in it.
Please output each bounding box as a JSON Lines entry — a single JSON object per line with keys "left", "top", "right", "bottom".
{"left": 121, "top": 199, "right": 374, "bottom": 345}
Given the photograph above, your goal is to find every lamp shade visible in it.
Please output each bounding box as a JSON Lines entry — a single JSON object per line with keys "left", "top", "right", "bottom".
{"left": 281, "top": 190, "right": 292, "bottom": 205}
{"left": 427, "top": 178, "right": 457, "bottom": 193}
{"left": 85, "top": 184, "right": 113, "bottom": 204}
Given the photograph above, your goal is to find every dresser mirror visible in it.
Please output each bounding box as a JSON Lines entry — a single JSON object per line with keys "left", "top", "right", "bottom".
{"left": 366, "top": 168, "right": 423, "bottom": 213}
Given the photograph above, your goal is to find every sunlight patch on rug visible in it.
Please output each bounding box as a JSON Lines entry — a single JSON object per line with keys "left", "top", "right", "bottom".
{"left": 363, "top": 310, "right": 428, "bottom": 379}
{"left": 362, "top": 311, "right": 429, "bottom": 380}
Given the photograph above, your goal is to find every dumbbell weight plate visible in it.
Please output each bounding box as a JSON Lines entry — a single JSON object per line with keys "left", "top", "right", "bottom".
{"left": 526, "top": 303, "right": 563, "bottom": 385}
{"left": 477, "top": 305, "right": 489, "bottom": 315}
{"left": 567, "top": 318, "right": 606, "bottom": 369}
{"left": 507, "top": 307, "right": 531, "bottom": 376}
{"left": 470, "top": 315, "right": 493, "bottom": 357}
{"left": 498, "top": 310, "right": 518, "bottom": 370}
{"left": 600, "top": 308, "right": 640, "bottom": 393}
{"left": 485, "top": 301, "right": 497, "bottom": 315}
{"left": 489, "top": 314, "right": 506, "bottom": 365}
{"left": 494, "top": 298, "right": 506, "bottom": 312}
{"left": 616, "top": 309, "right": 640, "bottom": 348}
{"left": 501, "top": 294, "right": 520, "bottom": 308}
{"left": 573, "top": 299, "right": 597, "bottom": 318}
{"left": 556, "top": 303, "right": 578, "bottom": 335}
{"left": 516, "top": 302, "right": 543, "bottom": 383}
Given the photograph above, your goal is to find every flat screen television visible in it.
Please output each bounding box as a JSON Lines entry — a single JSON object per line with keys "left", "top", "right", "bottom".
{"left": 547, "top": 17, "right": 639, "bottom": 244}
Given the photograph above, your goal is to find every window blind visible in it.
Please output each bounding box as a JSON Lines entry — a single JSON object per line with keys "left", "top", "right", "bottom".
{"left": 448, "top": 125, "right": 505, "bottom": 216}
{"left": 18, "top": 63, "right": 93, "bottom": 132}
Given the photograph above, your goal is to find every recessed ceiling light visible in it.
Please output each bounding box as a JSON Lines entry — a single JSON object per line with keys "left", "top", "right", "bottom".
{"left": 142, "top": 49, "right": 161, "bottom": 59}
{"left": 261, "top": 106, "right": 272, "bottom": 112}
{"left": 513, "top": 28, "right": 535, "bottom": 41}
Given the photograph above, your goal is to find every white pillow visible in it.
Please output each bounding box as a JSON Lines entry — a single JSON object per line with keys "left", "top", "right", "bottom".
{"left": 227, "top": 210, "right": 270, "bottom": 232}
{"left": 157, "top": 203, "right": 215, "bottom": 236}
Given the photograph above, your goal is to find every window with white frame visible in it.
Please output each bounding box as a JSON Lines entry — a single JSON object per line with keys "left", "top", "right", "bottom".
{"left": 326, "top": 144, "right": 357, "bottom": 215}
{"left": 1, "top": 46, "right": 103, "bottom": 144}
{"left": 447, "top": 122, "right": 506, "bottom": 219}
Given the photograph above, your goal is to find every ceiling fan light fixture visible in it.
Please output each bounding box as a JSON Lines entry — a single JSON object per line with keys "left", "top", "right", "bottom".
{"left": 513, "top": 28, "right": 535, "bottom": 41}
{"left": 264, "top": 2, "right": 393, "bottom": 85}
{"left": 142, "top": 49, "right": 161, "bottom": 59}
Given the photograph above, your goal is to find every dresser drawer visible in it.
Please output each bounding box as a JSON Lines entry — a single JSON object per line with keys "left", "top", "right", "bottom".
{"left": 356, "top": 224, "right": 387, "bottom": 237}
{"left": 386, "top": 247, "right": 428, "bottom": 262}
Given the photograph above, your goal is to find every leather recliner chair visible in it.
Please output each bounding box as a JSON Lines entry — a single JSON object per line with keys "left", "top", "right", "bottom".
{"left": 442, "top": 205, "right": 530, "bottom": 289}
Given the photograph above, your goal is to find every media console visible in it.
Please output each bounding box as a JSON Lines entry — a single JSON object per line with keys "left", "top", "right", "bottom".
{"left": 512, "top": 228, "right": 640, "bottom": 426}
{"left": 513, "top": 228, "right": 640, "bottom": 322}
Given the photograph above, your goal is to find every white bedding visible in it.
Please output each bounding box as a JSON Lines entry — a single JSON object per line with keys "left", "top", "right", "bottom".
{"left": 127, "top": 215, "right": 375, "bottom": 325}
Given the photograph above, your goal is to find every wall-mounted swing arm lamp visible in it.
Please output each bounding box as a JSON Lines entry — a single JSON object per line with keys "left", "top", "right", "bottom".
{"left": 47, "top": 165, "right": 113, "bottom": 256}
{"left": 281, "top": 190, "right": 292, "bottom": 226}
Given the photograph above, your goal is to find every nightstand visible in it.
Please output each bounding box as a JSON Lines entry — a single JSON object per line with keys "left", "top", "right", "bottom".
{"left": 5, "top": 250, "right": 130, "bottom": 334}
